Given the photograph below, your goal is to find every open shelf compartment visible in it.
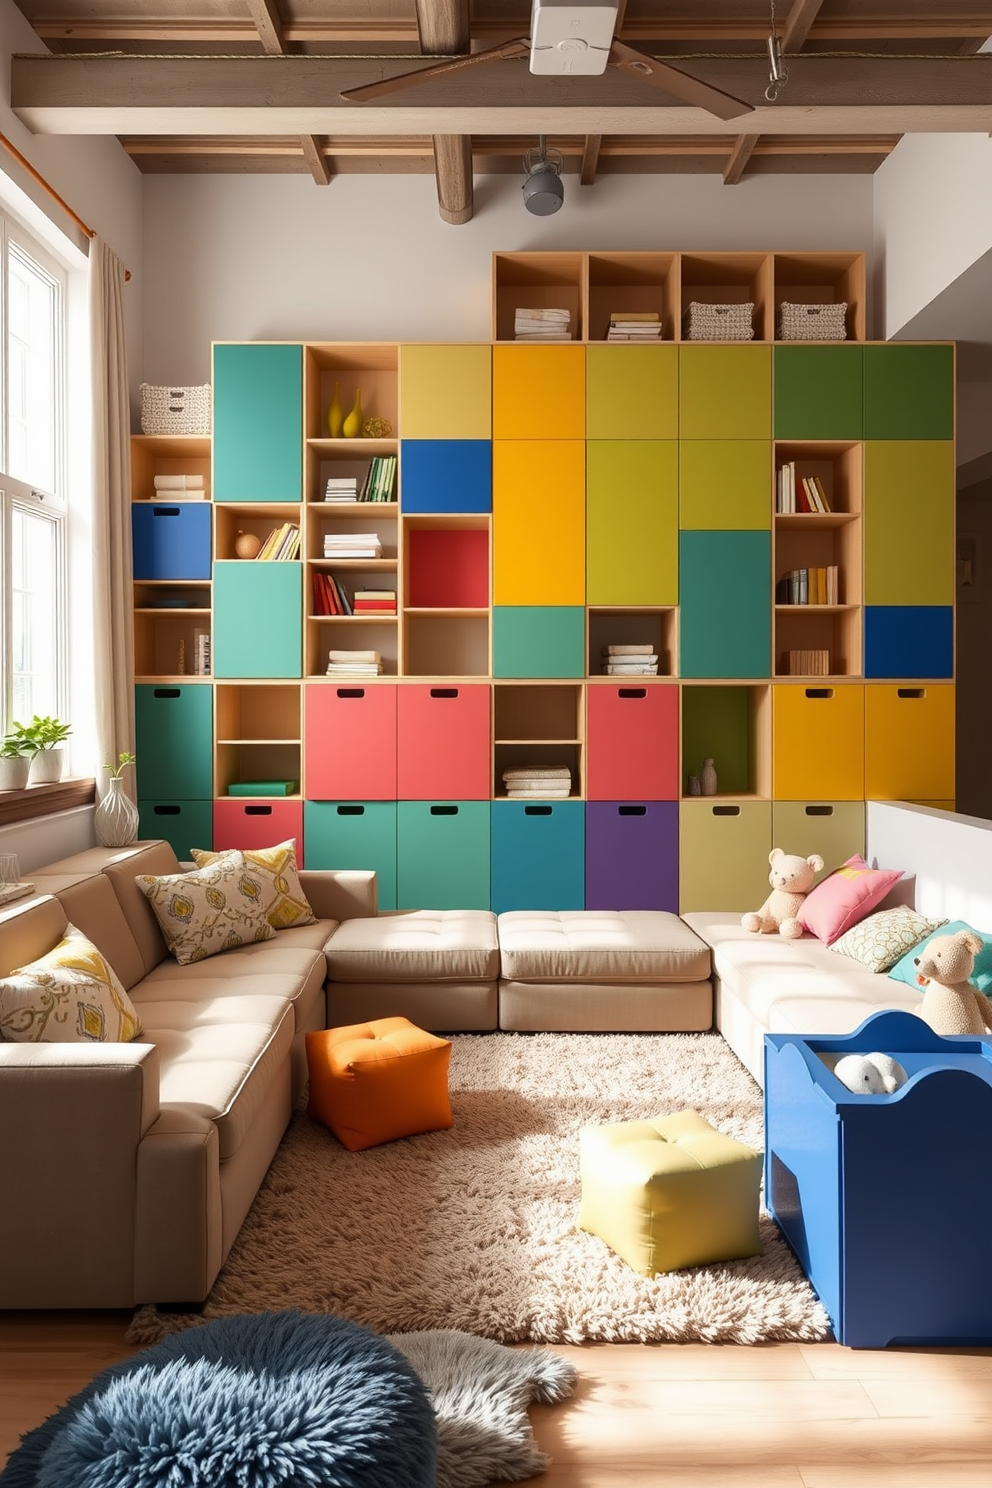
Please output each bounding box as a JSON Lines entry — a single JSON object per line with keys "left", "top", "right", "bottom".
{"left": 587, "top": 608, "right": 677, "bottom": 678}
{"left": 586, "top": 252, "right": 678, "bottom": 343}
{"left": 773, "top": 252, "right": 867, "bottom": 342}
{"left": 679, "top": 252, "right": 773, "bottom": 341}
{"left": 493, "top": 251, "right": 585, "bottom": 343}
{"left": 680, "top": 683, "right": 771, "bottom": 798}
{"left": 304, "top": 343, "right": 399, "bottom": 441}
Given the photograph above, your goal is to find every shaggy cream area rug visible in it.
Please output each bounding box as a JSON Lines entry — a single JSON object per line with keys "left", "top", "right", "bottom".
{"left": 130, "top": 1032, "right": 831, "bottom": 1348}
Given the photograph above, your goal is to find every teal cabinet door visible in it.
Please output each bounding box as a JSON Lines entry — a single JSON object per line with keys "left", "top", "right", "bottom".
{"left": 304, "top": 801, "right": 397, "bottom": 910}
{"left": 490, "top": 800, "right": 585, "bottom": 913}
{"left": 679, "top": 531, "right": 771, "bottom": 678}
{"left": 396, "top": 802, "right": 490, "bottom": 910}
{"left": 213, "top": 343, "right": 303, "bottom": 502}
{"left": 863, "top": 345, "right": 954, "bottom": 440}
{"left": 138, "top": 800, "right": 215, "bottom": 860}
{"left": 493, "top": 606, "right": 585, "bottom": 678}
{"left": 135, "top": 683, "right": 213, "bottom": 799}
{"left": 213, "top": 561, "right": 302, "bottom": 677}
{"left": 773, "top": 346, "right": 864, "bottom": 440}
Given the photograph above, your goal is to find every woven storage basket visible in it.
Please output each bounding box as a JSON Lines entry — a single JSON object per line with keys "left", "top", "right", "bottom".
{"left": 682, "top": 301, "right": 755, "bottom": 341}
{"left": 777, "top": 302, "right": 848, "bottom": 341}
{"left": 140, "top": 383, "right": 212, "bottom": 435}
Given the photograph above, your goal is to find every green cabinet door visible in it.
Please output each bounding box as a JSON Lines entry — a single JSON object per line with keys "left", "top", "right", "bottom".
{"left": 679, "top": 531, "right": 771, "bottom": 678}
{"left": 679, "top": 799, "right": 772, "bottom": 914}
{"left": 863, "top": 345, "right": 954, "bottom": 440}
{"left": 304, "top": 801, "right": 398, "bottom": 910}
{"left": 213, "top": 561, "right": 302, "bottom": 677}
{"left": 587, "top": 441, "right": 678, "bottom": 605}
{"left": 773, "top": 346, "right": 864, "bottom": 440}
{"left": 863, "top": 441, "right": 954, "bottom": 605}
{"left": 397, "top": 801, "right": 491, "bottom": 910}
{"left": 679, "top": 345, "right": 772, "bottom": 440}
{"left": 135, "top": 683, "right": 213, "bottom": 800}
{"left": 492, "top": 606, "right": 585, "bottom": 678}
{"left": 213, "top": 343, "right": 303, "bottom": 502}
{"left": 679, "top": 441, "right": 771, "bottom": 529}
{"left": 586, "top": 344, "right": 678, "bottom": 439}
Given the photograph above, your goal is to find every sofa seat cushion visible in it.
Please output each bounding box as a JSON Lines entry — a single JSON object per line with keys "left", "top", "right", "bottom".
{"left": 324, "top": 911, "right": 499, "bottom": 984}
{"left": 497, "top": 911, "right": 711, "bottom": 985}
{"left": 132, "top": 960, "right": 324, "bottom": 1035}
{"left": 136, "top": 993, "right": 294, "bottom": 1160}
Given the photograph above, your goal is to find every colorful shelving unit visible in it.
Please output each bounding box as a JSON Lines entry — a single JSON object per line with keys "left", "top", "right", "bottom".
{"left": 131, "top": 251, "right": 955, "bottom": 910}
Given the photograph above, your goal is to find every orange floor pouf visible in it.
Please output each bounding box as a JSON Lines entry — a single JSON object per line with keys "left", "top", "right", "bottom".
{"left": 306, "top": 1016, "right": 453, "bottom": 1152}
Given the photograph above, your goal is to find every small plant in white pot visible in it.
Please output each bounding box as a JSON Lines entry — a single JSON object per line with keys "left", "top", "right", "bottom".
{"left": 95, "top": 751, "right": 140, "bottom": 847}
{"left": 12, "top": 715, "right": 72, "bottom": 784}
{"left": 0, "top": 734, "right": 33, "bottom": 791}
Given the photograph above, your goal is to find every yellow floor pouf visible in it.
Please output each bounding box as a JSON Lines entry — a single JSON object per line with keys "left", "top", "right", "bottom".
{"left": 306, "top": 1016, "right": 453, "bottom": 1152}
{"left": 579, "top": 1109, "right": 762, "bottom": 1275}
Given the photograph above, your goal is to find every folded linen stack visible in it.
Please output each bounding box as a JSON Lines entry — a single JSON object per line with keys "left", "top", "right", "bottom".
{"left": 326, "top": 649, "right": 382, "bottom": 677}
{"left": 602, "top": 644, "right": 659, "bottom": 676}
{"left": 152, "top": 473, "right": 207, "bottom": 498}
{"left": 503, "top": 766, "right": 572, "bottom": 799}
{"left": 325, "top": 476, "right": 358, "bottom": 502}
{"left": 323, "top": 533, "right": 382, "bottom": 559}
{"left": 514, "top": 307, "right": 572, "bottom": 342}
{"left": 682, "top": 301, "right": 755, "bottom": 342}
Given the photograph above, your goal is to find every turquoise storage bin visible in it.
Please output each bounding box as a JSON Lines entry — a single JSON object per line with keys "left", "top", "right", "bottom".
{"left": 490, "top": 800, "right": 585, "bottom": 914}
{"left": 679, "top": 531, "right": 771, "bottom": 678}
{"left": 304, "top": 801, "right": 398, "bottom": 911}
{"left": 213, "top": 561, "right": 302, "bottom": 678}
{"left": 213, "top": 343, "right": 303, "bottom": 502}
{"left": 135, "top": 684, "right": 213, "bottom": 800}
{"left": 137, "top": 799, "right": 215, "bottom": 861}
{"left": 492, "top": 606, "right": 585, "bottom": 678}
{"left": 396, "top": 802, "right": 490, "bottom": 910}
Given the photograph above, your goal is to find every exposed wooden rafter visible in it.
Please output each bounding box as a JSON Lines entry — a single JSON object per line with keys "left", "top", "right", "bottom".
{"left": 246, "top": 0, "right": 286, "bottom": 57}
{"left": 782, "top": 0, "right": 826, "bottom": 54}
{"left": 580, "top": 135, "right": 603, "bottom": 185}
{"left": 414, "top": 0, "right": 474, "bottom": 222}
{"left": 299, "top": 134, "right": 331, "bottom": 183}
{"left": 723, "top": 133, "right": 757, "bottom": 184}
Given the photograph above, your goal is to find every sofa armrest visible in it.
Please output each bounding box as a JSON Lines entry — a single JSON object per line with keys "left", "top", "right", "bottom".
{"left": 0, "top": 1042, "right": 160, "bottom": 1308}
{"left": 300, "top": 869, "right": 377, "bottom": 922}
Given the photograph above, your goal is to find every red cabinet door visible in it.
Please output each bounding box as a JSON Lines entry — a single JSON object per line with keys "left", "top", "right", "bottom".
{"left": 212, "top": 800, "right": 305, "bottom": 859}
{"left": 397, "top": 684, "right": 491, "bottom": 800}
{"left": 304, "top": 683, "right": 397, "bottom": 800}
{"left": 585, "top": 683, "right": 679, "bottom": 800}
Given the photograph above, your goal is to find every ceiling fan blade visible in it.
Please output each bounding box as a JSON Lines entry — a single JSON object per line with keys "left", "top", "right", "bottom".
{"left": 342, "top": 38, "right": 530, "bottom": 103}
{"left": 608, "top": 40, "right": 754, "bottom": 121}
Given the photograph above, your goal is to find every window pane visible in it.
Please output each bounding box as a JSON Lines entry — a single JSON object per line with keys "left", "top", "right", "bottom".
{"left": 6, "top": 243, "right": 59, "bottom": 493}
{"left": 11, "top": 505, "right": 58, "bottom": 721}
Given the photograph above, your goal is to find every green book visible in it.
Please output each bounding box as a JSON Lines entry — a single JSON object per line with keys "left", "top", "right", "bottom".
{"left": 228, "top": 780, "right": 297, "bottom": 797}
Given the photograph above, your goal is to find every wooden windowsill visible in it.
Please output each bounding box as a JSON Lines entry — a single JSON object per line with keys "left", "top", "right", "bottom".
{"left": 0, "top": 778, "right": 96, "bottom": 827}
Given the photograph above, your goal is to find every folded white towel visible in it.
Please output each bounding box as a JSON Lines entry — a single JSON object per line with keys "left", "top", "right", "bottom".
{"left": 503, "top": 766, "right": 571, "bottom": 781}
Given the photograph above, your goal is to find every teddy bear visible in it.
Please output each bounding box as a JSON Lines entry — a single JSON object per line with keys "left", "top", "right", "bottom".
{"left": 741, "top": 847, "right": 824, "bottom": 939}
{"left": 913, "top": 929, "right": 992, "bottom": 1036}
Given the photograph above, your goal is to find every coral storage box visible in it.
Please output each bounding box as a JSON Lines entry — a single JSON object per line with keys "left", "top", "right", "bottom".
{"left": 764, "top": 1010, "right": 992, "bottom": 1349}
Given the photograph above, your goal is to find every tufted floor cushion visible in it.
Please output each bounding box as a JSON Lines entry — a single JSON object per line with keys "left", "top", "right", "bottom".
{"left": 306, "top": 1016, "right": 453, "bottom": 1152}
{"left": 324, "top": 910, "right": 499, "bottom": 984}
{"left": 498, "top": 910, "right": 711, "bottom": 984}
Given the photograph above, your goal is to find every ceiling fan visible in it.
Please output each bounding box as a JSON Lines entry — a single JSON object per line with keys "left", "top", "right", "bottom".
{"left": 341, "top": 0, "right": 754, "bottom": 122}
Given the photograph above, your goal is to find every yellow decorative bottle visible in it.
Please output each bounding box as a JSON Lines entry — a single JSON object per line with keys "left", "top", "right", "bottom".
{"left": 342, "top": 389, "right": 364, "bottom": 439}
{"left": 326, "top": 381, "right": 344, "bottom": 438}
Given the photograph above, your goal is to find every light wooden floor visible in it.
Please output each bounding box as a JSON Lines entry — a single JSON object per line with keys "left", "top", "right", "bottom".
{"left": 3, "top": 1314, "right": 992, "bottom": 1484}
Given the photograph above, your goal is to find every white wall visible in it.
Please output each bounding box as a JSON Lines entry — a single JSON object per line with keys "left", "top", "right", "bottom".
{"left": 867, "top": 802, "right": 992, "bottom": 930}
{"left": 142, "top": 172, "right": 874, "bottom": 378}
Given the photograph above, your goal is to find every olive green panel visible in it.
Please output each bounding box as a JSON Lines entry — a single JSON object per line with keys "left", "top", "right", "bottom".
{"left": 679, "top": 800, "right": 773, "bottom": 914}
{"left": 587, "top": 441, "right": 678, "bottom": 605}
{"left": 679, "top": 441, "right": 772, "bottom": 529}
{"left": 771, "top": 802, "right": 866, "bottom": 877}
{"left": 863, "top": 441, "right": 955, "bottom": 605}
{"left": 679, "top": 345, "right": 772, "bottom": 440}
{"left": 681, "top": 686, "right": 755, "bottom": 797}
{"left": 863, "top": 345, "right": 954, "bottom": 440}
{"left": 586, "top": 344, "right": 679, "bottom": 439}
{"left": 773, "top": 346, "right": 864, "bottom": 440}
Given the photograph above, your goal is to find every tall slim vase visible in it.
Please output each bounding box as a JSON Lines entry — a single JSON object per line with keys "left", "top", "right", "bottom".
{"left": 94, "top": 776, "right": 140, "bottom": 847}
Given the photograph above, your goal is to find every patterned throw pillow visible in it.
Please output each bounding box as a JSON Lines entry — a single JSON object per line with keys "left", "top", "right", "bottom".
{"left": 830, "top": 907, "right": 948, "bottom": 974}
{"left": 0, "top": 923, "right": 142, "bottom": 1043}
{"left": 136, "top": 852, "right": 275, "bottom": 965}
{"left": 189, "top": 840, "right": 316, "bottom": 929}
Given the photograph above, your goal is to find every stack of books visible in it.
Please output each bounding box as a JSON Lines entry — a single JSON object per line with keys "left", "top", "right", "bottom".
{"left": 324, "top": 476, "right": 358, "bottom": 502}
{"left": 256, "top": 523, "right": 300, "bottom": 560}
{"left": 514, "top": 307, "right": 571, "bottom": 341}
{"left": 785, "top": 649, "right": 831, "bottom": 676}
{"left": 323, "top": 533, "right": 382, "bottom": 559}
{"left": 776, "top": 567, "right": 839, "bottom": 605}
{"left": 353, "top": 588, "right": 396, "bottom": 615}
{"left": 601, "top": 643, "right": 659, "bottom": 676}
{"left": 193, "top": 629, "right": 211, "bottom": 676}
{"left": 312, "top": 572, "right": 352, "bottom": 615}
{"left": 359, "top": 455, "right": 397, "bottom": 503}
{"left": 606, "top": 311, "right": 663, "bottom": 342}
{"left": 326, "top": 649, "right": 382, "bottom": 677}
{"left": 152, "top": 473, "right": 208, "bottom": 499}
{"left": 776, "top": 464, "right": 832, "bottom": 514}
{"left": 502, "top": 766, "right": 572, "bottom": 799}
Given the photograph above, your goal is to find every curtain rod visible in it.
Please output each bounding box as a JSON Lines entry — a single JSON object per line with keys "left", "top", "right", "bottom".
{"left": 0, "top": 130, "right": 131, "bottom": 281}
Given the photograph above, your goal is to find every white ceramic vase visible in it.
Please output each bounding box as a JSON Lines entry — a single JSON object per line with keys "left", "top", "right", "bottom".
{"left": 94, "top": 776, "right": 140, "bottom": 847}
{"left": 29, "top": 748, "right": 64, "bottom": 785}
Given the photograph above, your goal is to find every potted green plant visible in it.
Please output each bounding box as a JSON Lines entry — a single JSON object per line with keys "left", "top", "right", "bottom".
{"left": 11, "top": 715, "right": 72, "bottom": 785}
{"left": 0, "top": 734, "right": 34, "bottom": 791}
{"left": 95, "top": 752, "right": 140, "bottom": 847}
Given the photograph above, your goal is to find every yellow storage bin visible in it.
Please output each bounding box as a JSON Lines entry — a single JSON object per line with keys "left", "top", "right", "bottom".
{"left": 771, "top": 802, "right": 866, "bottom": 875}
{"left": 772, "top": 684, "right": 865, "bottom": 801}
{"left": 493, "top": 440, "right": 585, "bottom": 605}
{"left": 864, "top": 684, "right": 955, "bottom": 801}
{"left": 493, "top": 344, "right": 585, "bottom": 439}
{"left": 679, "top": 799, "right": 772, "bottom": 914}
{"left": 399, "top": 344, "right": 492, "bottom": 438}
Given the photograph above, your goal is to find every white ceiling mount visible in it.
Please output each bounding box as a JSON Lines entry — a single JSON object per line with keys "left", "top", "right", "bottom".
{"left": 529, "top": 0, "right": 619, "bottom": 77}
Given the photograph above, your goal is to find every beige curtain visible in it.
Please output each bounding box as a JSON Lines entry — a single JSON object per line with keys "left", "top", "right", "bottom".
{"left": 89, "top": 237, "right": 134, "bottom": 793}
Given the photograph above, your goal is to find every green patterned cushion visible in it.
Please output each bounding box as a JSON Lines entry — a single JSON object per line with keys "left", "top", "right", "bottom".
{"left": 0, "top": 923, "right": 142, "bottom": 1042}
{"left": 830, "top": 906, "right": 948, "bottom": 974}
{"left": 137, "top": 853, "right": 275, "bottom": 965}
{"left": 189, "top": 839, "right": 316, "bottom": 929}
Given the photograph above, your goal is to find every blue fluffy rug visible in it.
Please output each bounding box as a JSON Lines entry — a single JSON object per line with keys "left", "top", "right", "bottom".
{"left": 0, "top": 1311, "right": 437, "bottom": 1488}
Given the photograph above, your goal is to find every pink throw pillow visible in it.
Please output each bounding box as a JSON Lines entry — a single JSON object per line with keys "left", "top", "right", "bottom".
{"left": 797, "top": 855, "right": 904, "bottom": 946}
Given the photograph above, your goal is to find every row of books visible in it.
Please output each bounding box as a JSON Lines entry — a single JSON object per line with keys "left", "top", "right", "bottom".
{"left": 784, "top": 649, "right": 831, "bottom": 676}
{"left": 606, "top": 310, "right": 663, "bottom": 343}
{"left": 514, "top": 306, "right": 572, "bottom": 342}
{"left": 776, "top": 463, "right": 833, "bottom": 514}
{"left": 323, "top": 533, "right": 383, "bottom": 559}
{"left": 256, "top": 522, "right": 300, "bottom": 560}
{"left": 326, "top": 648, "right": 382, "bottom": 677}
{"left": 776, "top": 566, "right": 840, "bottom": 606}
{"left": 312, "top": 571, "right": 353, "bottom": 616}
{"left": 323, "top": 456, "right": 396, "bottom": 504}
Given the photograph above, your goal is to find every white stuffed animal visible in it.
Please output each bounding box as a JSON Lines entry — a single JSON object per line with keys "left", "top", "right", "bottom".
{"left": 832, "top": 1052, "right": 908, "bottom": 1096}
{"left": 741, "top": 848, "right": 824, "bottom": 940}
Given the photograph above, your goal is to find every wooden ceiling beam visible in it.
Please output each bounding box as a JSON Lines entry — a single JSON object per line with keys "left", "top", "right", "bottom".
{"left": 580, "top": 135, "right": 603, "bottom": 184}
{"left": 300, "top": 134, "right": 331, "bottom": 183}
{"left": 246, "top": 0, "right": 286, "bottom": 57}
{"left": 415, "top": 0, "right": 470, "bottom": 55}
{"left": 782, "top": 1, "right": 825, "bottom": 54}
{"left": 119, "top": 134, "right": 899, "bottom": 160}
{"left": 414, "top": 3, "right": 474, "bottom": 225}
{"left": 723, "top": 134, "right": 757, "bottom": 183}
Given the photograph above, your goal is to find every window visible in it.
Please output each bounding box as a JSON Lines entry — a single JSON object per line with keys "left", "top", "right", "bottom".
{"left": 0, "top": 219, "right": 67, "bottom": 734}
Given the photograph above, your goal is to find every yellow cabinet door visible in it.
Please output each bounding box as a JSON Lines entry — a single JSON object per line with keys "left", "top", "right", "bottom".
{"left": 772, "top": 684, "right": 865, "bottom": 800}
{"left": 493, "top": 440, "right": 585, "bottom": 605}
{"left": 493, "top": 345, "right": 585, "bottom": 439}
{"left": 679, "top": 800, "right": 773, "bottom": 914}
{"left": 772, "top": 802, "right": 866, "bottom": 874}
{"left": 864, "top": 684, "right": 955, "bottom": 800}
{"left": 586, "top": 344, "right": 678, "bottom": 439}
{"left": 680, "top": 441, "right": 772, "bottom": 529}
{"left": 399, "top": 344, "right": 491, "bottom": 438}
{"left": 679, "top": 345, "right": 772, "bottom": 441}
{"left": 864, "top": 441, "right": 955, "bottom": 605}
{"left": 587, "top": 441, "right": 678, "bottom": 605}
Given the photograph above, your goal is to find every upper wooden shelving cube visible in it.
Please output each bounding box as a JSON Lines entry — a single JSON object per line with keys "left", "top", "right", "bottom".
{"left": 493, "top": 251, "right": 585, "bottom": 343}
{"left": 773, "top": 252, "right": 866, "bottom": 342}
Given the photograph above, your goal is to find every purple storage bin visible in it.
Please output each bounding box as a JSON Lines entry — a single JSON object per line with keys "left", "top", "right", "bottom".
{"left": 584, "top": 801, "right": 678, "bottom": 912}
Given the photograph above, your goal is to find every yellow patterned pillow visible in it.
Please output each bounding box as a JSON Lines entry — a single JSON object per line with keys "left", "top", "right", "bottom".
{"left": 0, "top": 923, "right": 142, "bottom": 1043}
{"left": 190, "top": 839, "right": 316, "bottom": 930}
{"left": 830, "top": 906, "right": 948, "bottom": 974}
{"left": 137, "top": 852, "right": 275, "bottom": 965}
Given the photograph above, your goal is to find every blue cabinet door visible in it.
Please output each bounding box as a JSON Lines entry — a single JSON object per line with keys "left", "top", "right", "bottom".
{"left": 401, "top": 440, "right": 492, "bottom": 513}
{"left": 864, "top": 606, "right": 953, "bottom": 679}
{"left": 132, "top": 503, "right": 211, "bottom": 580}
{"left": 213, "top": 343, "right": 303, "bottom": 502}
{"left": 490, "top": 800, "right": 585, "bottom": 914}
